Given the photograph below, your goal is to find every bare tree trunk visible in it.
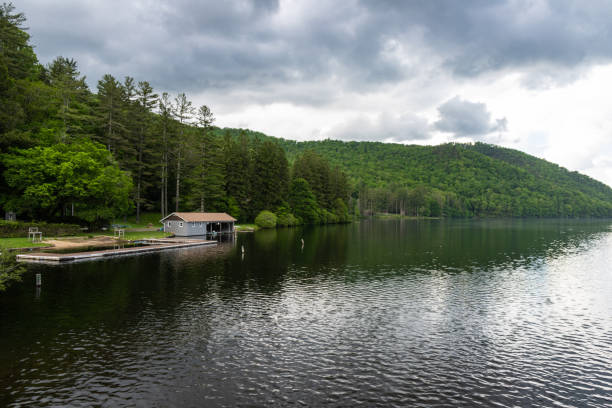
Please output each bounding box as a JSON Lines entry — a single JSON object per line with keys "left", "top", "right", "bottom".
{"left": 160, "top": 163, "right": 165, "bottom": 218}
{"left": 136, "top": 128, "right": 144, "bottom": 223}
{"left": 200, "top": 141, "right": 205, "bottom": 212}
{"left": 175, "top": 150, "right": 181, "bottom": 212}
{"left": 164, "top": 159, "right": 168, "bottom": 215}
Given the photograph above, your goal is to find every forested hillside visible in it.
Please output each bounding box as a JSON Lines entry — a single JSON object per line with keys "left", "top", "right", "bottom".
{"left": 215, "top": 128, "right": 612, "bottom": 218}
{"left": 2, "top": 4, "right": 611, "bottom": 224}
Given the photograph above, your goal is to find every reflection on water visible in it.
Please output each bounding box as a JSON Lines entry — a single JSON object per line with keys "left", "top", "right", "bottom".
{"left": 0, "top": 219, "right": 611, "bottom": 407}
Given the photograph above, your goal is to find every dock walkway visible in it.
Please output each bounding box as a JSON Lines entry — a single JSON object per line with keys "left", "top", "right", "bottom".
{"left": 17, "top": 238, "right": 216, "bottom": 263}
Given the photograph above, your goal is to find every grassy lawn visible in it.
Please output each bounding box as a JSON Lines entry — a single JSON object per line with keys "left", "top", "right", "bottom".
{"left": 120, "top": 231, "right": 172, "bottom": 240}
{"left": 235, "top": 223, "right": 259, "bottom": 231}
{"left": 0, "top": 231, "right": 172, "bottom": 249}
{"left": 111, "top": 211, "right": 164, "bottom": 229}
{"left": 91, "top": 231, "right": 173, "bottom": 240}
{"left": 0, "top": 237, "right": 49, "bottom": 249}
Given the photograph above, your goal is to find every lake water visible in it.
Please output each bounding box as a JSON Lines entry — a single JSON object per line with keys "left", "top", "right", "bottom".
{"left": 1, "top": 219, "right": 611, "bottom": 407}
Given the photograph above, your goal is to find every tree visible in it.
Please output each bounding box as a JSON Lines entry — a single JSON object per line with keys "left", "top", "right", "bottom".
{"left": 133, "top": 80, "right": 157, "bottom": 222}
{"left": 289, "top": 178, "right": 320, "bottom": 224}
{"left": 2, "top": 140, "right": 133, "bottom": 222}
{"left": 292, "top": 150, "right": 332, "bottom": 208}
{"left": 157, "top": 92, "right": 174, "bottom": 217}
{"left": 0, "top": 3, "right": 39, "bottom": 135}
{"left": 95, "top": 74, "right": 125, "bottom": 152}
{"left": 223, "top": 130, "right": 251, "bottom": 220}
{"left": 47, "top": 56, "right": 91, "bottom": 142}
{"left": 0, "top": 3, "right": 37, "bottom": 80}
{"left": 173, "top": 93, "right": 194, "bottom": 211}
{"left": 250, "top": 140, "right": 289, "bottom": 216}
{"left": 190, "top": 105, "right": 223, "bottom": 212}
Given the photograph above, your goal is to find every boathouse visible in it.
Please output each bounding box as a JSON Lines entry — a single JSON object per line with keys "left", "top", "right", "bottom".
{"left": 160, "top": 212, "right": 236, "bottom": 236}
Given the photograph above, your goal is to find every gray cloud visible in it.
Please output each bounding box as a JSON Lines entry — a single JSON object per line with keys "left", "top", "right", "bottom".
{"left": 434, "top": 96, "right": 507, "bottom": 138}
{"left": 328, "top": 112, "right": 431, "bottom": 142}
{"left": 371, "top": 0, "right": 612, "bottom": 77}
{"left": 19, "top": 0, "right": 612, "bottom": 105}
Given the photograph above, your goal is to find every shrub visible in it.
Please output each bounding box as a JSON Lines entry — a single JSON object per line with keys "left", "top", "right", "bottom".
{"left": 333, "top": 198, "right": 350, "bottom": 223}
{"left": 277, "top": 212, "right": 299, "bottom": 227}
{"left": 275, "top": 206, "right": 300, "bottom": 227}
{"left": 319, "top": 209, "right": 338, "bottom": 224}
{"left": 254, "top": 210, "right": 277, "bottom": 229}
{"left": 0, "top": 220, "right": 81, "bottom": 238}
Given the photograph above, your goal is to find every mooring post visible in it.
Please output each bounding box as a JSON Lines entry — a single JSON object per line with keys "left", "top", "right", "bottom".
{"left": 35, "top": 273, "right": 41, "bottom": 287}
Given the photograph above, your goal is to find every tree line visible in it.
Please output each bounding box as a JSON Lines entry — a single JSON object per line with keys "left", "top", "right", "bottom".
{"left": 0, "top": 4, "right": 350, "bottom": 226}
{"left": 3, "top": 4, "right": 612, "bottom": 223}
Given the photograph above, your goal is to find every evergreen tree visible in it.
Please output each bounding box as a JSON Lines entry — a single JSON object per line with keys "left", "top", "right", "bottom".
{"left": 0, "top": 3, "right": 38, "bottom": 135}
{"left": 289, "top": 178, "right": 320, "bottom": 224}
{"left": 292, "top": 150, "right": 332, "bottom": 208}
{"left": 134, "top": 80, "right": 158, "bottom": 222}
{"left": 47, "top": 56, "right": 91, "bottom": 142}
{"left": 250, "top": 140, "right": 289, "bottom": 216}
{"left": 95, "top": 74, "right": 125, "bottom": 152}
{"left": 189, "top": 105, "right": 224, "bottom": 212}
{"left": 223, "top": 130, "right": 251, "bottom": 220}
{"left": 157, "top": 92, "right": 174, "bottom": 217}
{"left": 0, "top": 3, "right": 37, "bottom": 80}
{"left": 172, "top": 93, "right": 194, "bottom": 211}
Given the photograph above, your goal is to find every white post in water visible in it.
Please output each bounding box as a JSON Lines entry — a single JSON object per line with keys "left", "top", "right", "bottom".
{"left": 35, "top": 273, "right": 41, "bottom": 287}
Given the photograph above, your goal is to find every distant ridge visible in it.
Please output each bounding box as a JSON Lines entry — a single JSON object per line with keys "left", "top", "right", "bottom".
{"left": 214, "top": 127, "right": 612, "bottom": 217}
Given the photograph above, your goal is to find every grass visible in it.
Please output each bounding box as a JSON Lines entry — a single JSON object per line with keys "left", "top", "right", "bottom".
{"left": 111, "top": 212, "right": 163, "bottom": 229}
{"left": 235, "top": 223, "right": 259, "bottom": 231}
{"left": 117, "top": 231, "right": 172, "bottom": 240}
{"left": 0, "top": 237, "right": 49, "bottom": 249}
{"left": 0, "top": 230, "right": 172, "bottom": 250}
{"left": 87, "top": 231, "right": 172, "bottom": 240}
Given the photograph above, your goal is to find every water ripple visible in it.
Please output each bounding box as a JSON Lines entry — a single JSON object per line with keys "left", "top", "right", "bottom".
{"left": 1, "top": 220, "right": 611, "bottom": 407}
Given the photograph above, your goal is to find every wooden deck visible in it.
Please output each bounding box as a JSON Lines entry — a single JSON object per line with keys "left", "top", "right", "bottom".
{"left": 16, "top": 238, "right": 216, "bottom": 263}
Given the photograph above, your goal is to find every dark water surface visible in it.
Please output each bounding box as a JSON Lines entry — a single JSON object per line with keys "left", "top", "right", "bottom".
{"left": 1, "top": 219, "right": 611, "bottom": 407}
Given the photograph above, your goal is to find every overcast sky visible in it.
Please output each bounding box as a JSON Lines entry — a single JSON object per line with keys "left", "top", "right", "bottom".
{"left": 17, "top": 0, "right": 612, "bottom": 186}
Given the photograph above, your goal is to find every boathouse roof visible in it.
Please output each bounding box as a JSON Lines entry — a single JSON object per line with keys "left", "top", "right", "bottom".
{"left": 160, "top": 212, "right": 237, "bottom": 223}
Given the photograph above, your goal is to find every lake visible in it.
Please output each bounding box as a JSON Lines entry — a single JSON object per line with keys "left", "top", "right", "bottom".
{"left": 1, "top": 219, "right": 611, "bottom": 407}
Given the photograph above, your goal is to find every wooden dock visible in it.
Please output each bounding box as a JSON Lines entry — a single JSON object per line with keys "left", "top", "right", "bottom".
{"left": 16, "top": 238, "right": 216, "bottom": 263}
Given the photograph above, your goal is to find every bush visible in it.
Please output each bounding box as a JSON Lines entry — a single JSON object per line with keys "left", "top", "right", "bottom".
{"left": 254, "top": 210, "right": 277, "bottom": 229}
{"left": 277, "top": 212, "right": 299, "bottom": 227}
{"left": 333, "top": 198, "right": 350, "bottom": 223}
{"left": 275, "top": 206, "right": 300, "bottom": 227}
{"left": 319, "top": 209, "right": 338, "bottom": 224}
{"left": 0, "top": 220, "right": 81, "bottom": 238}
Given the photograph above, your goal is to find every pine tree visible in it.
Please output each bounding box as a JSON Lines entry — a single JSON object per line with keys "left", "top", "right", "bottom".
{"left": 190, "top": 105, "right": 222, "bottom": 212}
{"left": 289, "top": 178, "right": 320, "bottom": 224}
{"left": 292, "top": 150, "right": 332, "bottom": 209}
{"left": 250, "top": 140, "right": 289, "bottom": 216}
{"left": 0, "top": 3, "right": 39, "bottom": 135}
{"left": 134, "top": 80, "right": 158, "bottom": 222}
{"left": 172, "top": 93, "right": 194, "bottom": 211}
{"left": 223, "top": 130, "right": 251, "bottom": 220}
{"left": 47, "top": 56, "right": 91, "bottom": 142}
{"left": 95, "top": 74, "right": 125, "bottom": 152}
{"left": 157, "top": 92, "right": 174, "bottom": 217}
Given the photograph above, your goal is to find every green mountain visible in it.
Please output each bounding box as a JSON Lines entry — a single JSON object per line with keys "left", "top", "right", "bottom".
{"left": 214, "top": 128, "right": 612, "bottom": 218}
